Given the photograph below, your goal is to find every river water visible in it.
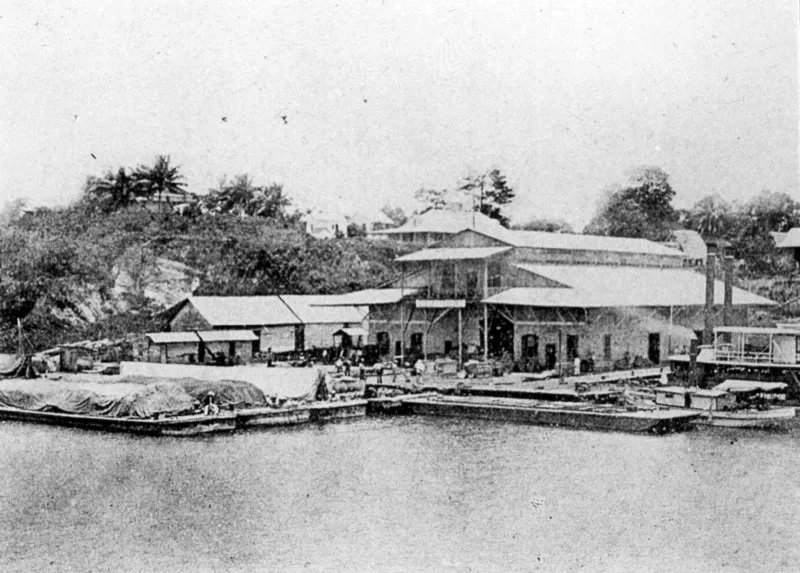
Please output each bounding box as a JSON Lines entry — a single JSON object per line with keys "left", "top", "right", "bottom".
{"left": 0, "top": 417, "right": 797, "bottom": 572}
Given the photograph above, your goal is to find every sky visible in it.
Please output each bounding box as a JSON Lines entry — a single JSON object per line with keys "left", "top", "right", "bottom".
{"left": 1, "top": 0, "right": 797, "bottom": 228}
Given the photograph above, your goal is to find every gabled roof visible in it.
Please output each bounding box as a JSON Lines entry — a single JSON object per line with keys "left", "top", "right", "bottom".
{"left": 279, "top": 295, "right": 367, "bottom": 324}
{"left": 484, "top": 264, "right": 776, "bottom": 307}
{"left": 670, "top": 230, "right": 708, "bottom": 260}
{"left": 188, "top": 296, "right": 301, "bottom": 326}
{"left": 179, "top": 295, "right": 366, "bottom": 327}
{"left": 396, "top": 246, "right": 511, "bottom": 262}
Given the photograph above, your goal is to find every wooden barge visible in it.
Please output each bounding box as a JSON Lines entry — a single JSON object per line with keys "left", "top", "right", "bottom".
{"left": 401, "top": 395, "right": 700, "bottom": 434}
{"left": 0, "top": 400, "right": 367, "bottom": 436}
{"left": 0, "top": 406, "right": 238, "bottom": 436}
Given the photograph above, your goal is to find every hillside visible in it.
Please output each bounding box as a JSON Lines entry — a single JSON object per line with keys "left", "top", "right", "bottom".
{"left": 0, "top": 204, "right": 409, "bottom": 352}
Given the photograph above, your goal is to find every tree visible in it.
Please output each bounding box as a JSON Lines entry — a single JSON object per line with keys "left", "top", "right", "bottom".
{"left": 458, "top": 168, "right": 516, "bottom": 227}
{"left": 203, "top": 174, "right": 295, "bottom": 223}
{"left": 584, "top": 166, "right": 678, "bottom": 241}
{"left": 513, "top": 217, "right": 573, "bottom": 233}
{"left": 679, "top": 194, "right": 733, "bottom": 240}
{"left": 85, "top": 168, "right": 145, "bottom": 212}
{"left": 133, "top": 155, "right": 187, "bottom": 210}
{"left": 414, "top": 187, "right": 449, "bottom": 210}
{"left": 379, "top": 204, "right": 408, "bottom": 228}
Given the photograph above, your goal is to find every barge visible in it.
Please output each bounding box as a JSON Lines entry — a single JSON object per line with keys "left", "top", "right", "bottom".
{"left": 401, "top": 395, "right": 700, "bottom": 434}
{"left": 307, "top": 399, "right": 367, "bottom": 422}
{"left": 0, "top": 406, "right": 237, "bottom": 436}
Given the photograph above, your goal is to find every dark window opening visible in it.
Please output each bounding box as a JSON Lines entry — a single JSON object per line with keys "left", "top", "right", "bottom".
{"left": 603, "top": 334, "right": 612, "bottom": 361}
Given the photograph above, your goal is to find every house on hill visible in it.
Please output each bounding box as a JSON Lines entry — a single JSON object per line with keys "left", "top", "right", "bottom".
{"left": 368, "top": 207, "right": 504, "bottom": 245}
{"left": 164, "top": 295, "right": 367, "bottom": 359}
{"left": 324, "top": 226, "right": 775, "bottom": 372}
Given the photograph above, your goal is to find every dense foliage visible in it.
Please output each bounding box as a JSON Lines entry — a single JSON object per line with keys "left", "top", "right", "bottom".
{"left": 584, "top": 166, "right": 678, "bottom": 241}
{"left": 0, "top": 184, "right": 408, "bottom": 351}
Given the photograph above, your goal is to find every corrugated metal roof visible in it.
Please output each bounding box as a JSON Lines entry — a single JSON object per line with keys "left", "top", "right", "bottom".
{"left": 483, "top": 228, "right": 686, "bottom": 257}
{"left": 396, "top": 246, "right": 511, "bottom": 262}
{"left": 279, "top": 295, "right": 367, "bottom": 324}
{"left": 484, "top": 264, "right": 776, "bottom": 307}
{"left": 188, "top": 296, "right": 302, "bottom": 326}
{"left": 312, "top": 288, "right": 419, "bottom": 306}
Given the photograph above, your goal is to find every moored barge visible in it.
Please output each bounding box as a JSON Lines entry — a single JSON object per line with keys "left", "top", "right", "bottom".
{"left": 402, "top": 395, "right": 699, "bottom": 434}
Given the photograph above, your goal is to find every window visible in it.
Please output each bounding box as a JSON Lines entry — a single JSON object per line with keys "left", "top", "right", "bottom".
{"left": 444, "top": 340, "right": 453, "bottom": 355}
{"left": 488, "top": 261, "right": 502, "bottom": 288}
{"left": 603, "top": 334, "right": 612, "bottom": 361}
{"left": 410, "top": 332, "right": 423, "bottom": 354}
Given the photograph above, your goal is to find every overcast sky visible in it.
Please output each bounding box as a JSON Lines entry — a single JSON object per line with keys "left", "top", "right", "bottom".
{"left": 1, "top": 0, "right": 797, "bottom": 227}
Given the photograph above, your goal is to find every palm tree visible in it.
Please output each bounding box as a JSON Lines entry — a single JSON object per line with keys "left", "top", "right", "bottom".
{"left": 689, "top": 194, "right": 732, "bottom": 239}
{"left": 87, "top": 167, "right": 142, "bottom": 212}
{"left": 133, "top": 155, "right": 187, "bottom": 211}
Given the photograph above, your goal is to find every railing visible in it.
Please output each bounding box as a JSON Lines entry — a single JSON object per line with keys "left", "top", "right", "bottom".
{"left": 714, "top": 347, "right": 774, "bottom": 364}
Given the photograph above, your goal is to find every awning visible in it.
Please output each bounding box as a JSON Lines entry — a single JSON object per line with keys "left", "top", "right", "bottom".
{"left": 714, "top": 380, "right": 788, "bottom": 393}
{"left": 333, "top": 328, "right": 368, "bottom": 338}
{"left": 396, "top": 247, "right": 511, "bottom": 262}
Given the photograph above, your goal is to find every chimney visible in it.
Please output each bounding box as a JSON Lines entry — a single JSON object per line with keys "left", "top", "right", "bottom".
{"left": 723, "top": 255, "right": 734, "bottom": 326}
{"left": 704, "top": 252, "right": 716, "bottom": 345}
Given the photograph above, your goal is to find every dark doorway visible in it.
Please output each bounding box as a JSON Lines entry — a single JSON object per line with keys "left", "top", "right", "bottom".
{"left": 228, "top": 342, "right": 236, "bottom": 360}
{"left": 395, "top": 340, "right": 402, "bottom": 357}
{"left": 198, "top": 341, "right": 206, "bottom": 363}
{"left": 566, "top": 335, "right": 579, "bottom": 360}
{"left": 376, "top": 332, "right": 390, "bottom": 356}
{"left": 444, "top": 340, "right": 453, "bottom": 355}
{"left": 409, "top": 332, "right": 423, "bottom": 358}
{"left": 487, "top": 314, "right": 514, "bottom": 358}
{"left": 648, "top": 333, "right": 661, "bottom": 364}
{"left": 545, "top": 344, "right": 557, "bottom": 369}
{"left": 295, "top": 325, "right": 305, "bottom": 352}
{"left": 684, "top": 392, "right": 692, "bottom": 408}
{"left": 252, "top": 331, "right": 261, "bottom": 355}
{"left": 522, "top": 334, "right": 539, "bottom": 371}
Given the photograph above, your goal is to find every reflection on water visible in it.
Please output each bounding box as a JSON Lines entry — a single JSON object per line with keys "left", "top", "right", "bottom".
{"left": 0, "top": 417, "right": 798, "bottom": 572}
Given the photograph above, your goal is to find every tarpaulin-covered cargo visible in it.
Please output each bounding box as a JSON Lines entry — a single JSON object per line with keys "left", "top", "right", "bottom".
{"left": 119, "top": 376, "right": 269, "bottom": 409}
{"left": 120, "top": 362, "right": 327, "bottom": 402}
{"left": 0, "top": 378, "right": 196, "bottom": 419}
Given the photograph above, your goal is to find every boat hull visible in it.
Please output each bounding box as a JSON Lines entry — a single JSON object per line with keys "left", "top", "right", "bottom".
{"left": 402, "top": 396, "right": 699, "bottom": 434}
{"left": 307, "top": 400, "right": 367, "bottom": 422}
{"left": 0, "top": 406, "right": 237, "bottom": 436}
{"left": 690, "top": 407, "right": 796, "bottom": 428}
{"left": 235, "top": 407, "right": 311, "bottom": 428}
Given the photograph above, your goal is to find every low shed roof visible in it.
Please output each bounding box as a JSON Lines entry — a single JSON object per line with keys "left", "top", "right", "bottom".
{"left": 146, "top": 330, "right": 258, "bottom": 344}
{"left": 315, "top": 288, "right": 419, "bottom": 306}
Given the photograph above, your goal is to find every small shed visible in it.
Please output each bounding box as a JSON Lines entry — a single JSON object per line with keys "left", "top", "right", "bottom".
{"left": 333, "top": 327, "right": 368, "bottom": 349}
{"left": 145, "top": 330, "right": 258, "bottom": 365}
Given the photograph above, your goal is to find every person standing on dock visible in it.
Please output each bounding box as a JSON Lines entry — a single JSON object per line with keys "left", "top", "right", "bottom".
{"left": 203, "top": 392, "right": 219, "bottom": 416}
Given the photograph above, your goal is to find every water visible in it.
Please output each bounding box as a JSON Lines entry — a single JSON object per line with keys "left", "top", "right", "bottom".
{"left": 0, "top": 417, "right": 798, "bottom": 573}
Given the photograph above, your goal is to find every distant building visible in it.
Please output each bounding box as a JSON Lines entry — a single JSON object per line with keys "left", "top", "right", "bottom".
{"left": 772, "top": 227, "right": 800, "bottom": 263}
{"left": 133, "top": 191, "right": 196, "bottom": 213}
{"left": 368, "top": 207, "right": 504, "bottom": 245}
{"left": 305, "top": 213, "right": 348, "bottom": 239}
{"left": 163, "top": 295, "right": 368, "bottom": 357}
{"left": 669, "top": 230, "right": 707, "bottom": 265}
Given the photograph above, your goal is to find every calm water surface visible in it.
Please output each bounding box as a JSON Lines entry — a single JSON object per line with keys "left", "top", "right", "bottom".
{"left": 0, "top": 416, "right": 798, "bottom": 572}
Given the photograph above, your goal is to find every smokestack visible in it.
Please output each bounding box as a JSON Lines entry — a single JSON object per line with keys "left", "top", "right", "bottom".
{"left": 704, "top": 252, "right": 716, "bottom": 345}
{"left": 723, "top": 255, "right": 734, "bottom": 326}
